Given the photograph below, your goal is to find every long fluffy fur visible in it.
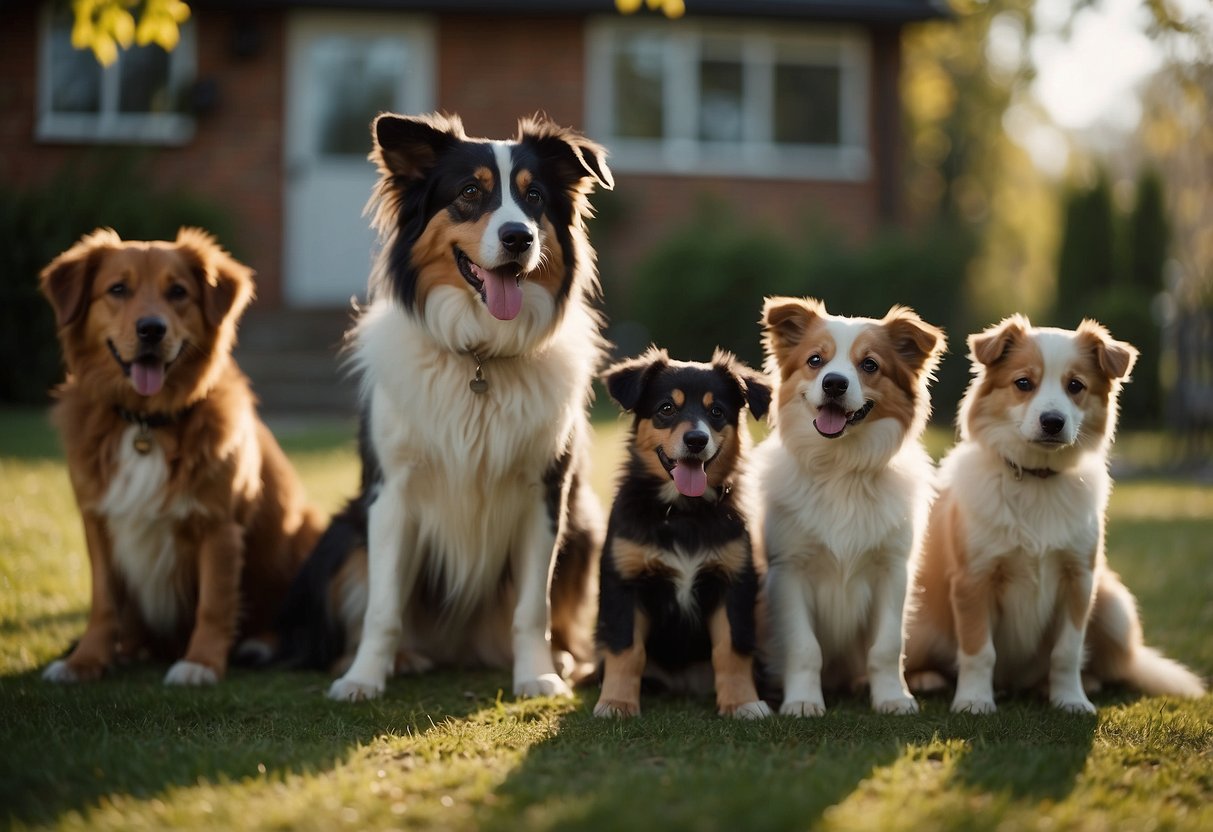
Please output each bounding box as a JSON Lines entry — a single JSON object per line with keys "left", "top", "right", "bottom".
{"left": 904, "top": 316, "right": 1205, "bottom": 712}
{"left": 756, "top": 297, "right": 946, "bottom": 716}
{"left": 40, "top": 228, "right": 322, "bottom": 686}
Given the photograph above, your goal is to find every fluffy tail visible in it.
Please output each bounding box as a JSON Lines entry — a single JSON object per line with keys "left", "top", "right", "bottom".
{"left": 1119, "top": 646, "right": 1206, "bottom": 699}
{"left": 274, "top": 497, "right": 367, "bottom": 671}
{"left": 1088, "top": 570, "right": 1207, "bottom": 699}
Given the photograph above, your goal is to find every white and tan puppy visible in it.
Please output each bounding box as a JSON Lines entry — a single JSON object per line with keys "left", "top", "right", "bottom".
{"left": 757, "top": 297, "right": 946, "bottom": 716}
{"left": 905, "top": 315, "right": 1206, "bottom": 713}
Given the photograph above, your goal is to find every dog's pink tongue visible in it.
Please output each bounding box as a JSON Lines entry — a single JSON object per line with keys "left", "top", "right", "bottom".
{"left": 131, "top": 362, "right": 164, "bottom": 397}
{"left": 673, "top": 459, "right": 707, "bottom": 497}
{"left": 814, "top": 403, "right": 848, "bottom": 438}
{"left": 475, "top": 264, "right": 524, "bottom": 321}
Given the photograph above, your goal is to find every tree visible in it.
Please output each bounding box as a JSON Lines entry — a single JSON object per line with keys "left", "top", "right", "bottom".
{"left": 1054, "top": 169, "right": 1118, "bottom": 322}
{"left": 70, "top": 0, "right": 190, "bottom": 66}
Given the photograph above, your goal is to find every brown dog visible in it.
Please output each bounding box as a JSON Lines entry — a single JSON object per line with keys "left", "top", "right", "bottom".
{"left": 39, "top": 228, "right": 323, "bottom": 685}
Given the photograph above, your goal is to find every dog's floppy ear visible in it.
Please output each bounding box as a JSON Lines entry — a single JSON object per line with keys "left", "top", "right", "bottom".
{"left": 518, "top": 115, "right": 614, "bottom": 192}
{"left": 712, "top": 348, "right": 772, "bottom": 421}
{"left": 882, "top": 305, "right": 947, "bottom": 376}
{"left": 175, "top": 228, "right": 255, "bottom": 328}
{"left": 39, "top": 228, "right": 123, "bottom": 328}
{"left": 762, "top": 296, "right": 826, "bottom": 358}
{"left": 373, "top": 112, "right": 466, "bottom": 180}
{"left": 969, "top": 314, "right": 1030, "bottom": 367}
{"left": 1077, "top": 318, "right": 1138, "bottom": 381}
{"left": 603, "top": 346, "right": 668, "bottom": 412}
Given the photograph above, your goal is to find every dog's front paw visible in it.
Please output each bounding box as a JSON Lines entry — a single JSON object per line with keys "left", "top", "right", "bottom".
{"left": 328, "top": 675, "right": 384, "bottom": 702}
{"left": 43, "top": 659, "right": 104, "bottom": 683}
{"left": 1051, "top": 694, "right": 1096, "bottom": 715}
{"left": 874, "top": 693, "right": 920, "bottom": 715}
{"left": 723, "top": 700, "right": 772, "bottom": 720}
{"left": 514, "top": 673, "right": 573, "bottom": 699}
{"left": 951, "top": 697, "right": 997, "bottom": 715}
{"left": 780, "top": 699, "right": 826, "bottom": 718}
{"left": 593, "top": 698, "right": 640, "bottom": 718}
{"left": 164, "top": 660, "right": 219, "bottom": 686}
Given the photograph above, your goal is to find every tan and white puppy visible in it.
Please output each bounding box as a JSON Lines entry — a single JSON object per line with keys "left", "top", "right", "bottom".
{"left": 905, "top": 315, "right": 1206, "bottom": 713}
{"left": 757, "top": 297, "right": 946, "bottom": 716}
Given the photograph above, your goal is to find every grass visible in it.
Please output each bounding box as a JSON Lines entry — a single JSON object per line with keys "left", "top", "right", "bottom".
{"left": 2, "top": 406, "right": 1211, "bottom": 831}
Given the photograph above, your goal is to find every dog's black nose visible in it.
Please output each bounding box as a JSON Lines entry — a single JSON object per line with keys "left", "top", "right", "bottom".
{"left": 683, "top": 430, "right": 709, "bottom": 454}
{"left": 499, "top": 223, "right": 533, "bottom": 255}
{"left": 1040, "top": 411, "right": 1066, "bottom": 436}
{"left": 136, "top": 317, "right": 167, "bottom": 345}
{"left": 822, "top": 373, "right": 849, "bottom": 397}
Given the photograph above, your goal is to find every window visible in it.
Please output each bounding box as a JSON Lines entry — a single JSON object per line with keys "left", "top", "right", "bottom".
{"left": 587, "top": 19, "right": 869, "bottom": 180}
{"left": 37, "top": 5, "right": 196, "bottom": 144}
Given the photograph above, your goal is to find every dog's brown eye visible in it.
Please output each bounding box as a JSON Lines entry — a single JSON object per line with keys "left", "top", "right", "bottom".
{"left": 107, "top": 283, "right": 127, "bottom": 298}
{"left": 860, "top": 357, "right": 879, "bottom": 374}
{"left": 461, "top": 184, "right": 480, "bottom": 199}
{"left": 710, "top": 405, "right": 724, "bottom": 420}
{"left": 1067, "top": 378, "right": 1086, "bottom": 395}
{"left": 525, "top": 187, "right": 542, "bottom": 206}
{"left": 1015, "top": 378, "right": 1035, "bottom": 392}
{"left": 166, "top": 284, "right": 188, "bottom": 301}
{"left": 807, "top": 354, "right": 823, "bottom": 368}
{"left": 658, "top": 402, "right": 675, "bottom": 417}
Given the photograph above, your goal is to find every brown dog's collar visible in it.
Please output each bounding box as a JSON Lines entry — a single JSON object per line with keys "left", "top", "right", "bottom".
{"left": 114, "top": 404, "right": 194, "bottom": 429}
{"left": 1004, "top": 457, "right": 1058, "bottom": 480}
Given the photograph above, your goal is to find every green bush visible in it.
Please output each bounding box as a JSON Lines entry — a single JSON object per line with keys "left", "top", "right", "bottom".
{"left": 0, "top": 153, "right": 233, "bottom": 404}
{"left": 614, "top": 199, "right": 977, "bottom": 422}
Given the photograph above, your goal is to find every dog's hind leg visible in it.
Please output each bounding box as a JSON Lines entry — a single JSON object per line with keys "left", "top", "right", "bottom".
{"left": 328, "top": 472, "right": 420, "bottom": 702}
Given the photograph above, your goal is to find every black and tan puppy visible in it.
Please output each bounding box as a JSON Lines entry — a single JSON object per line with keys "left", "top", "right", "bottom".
{"left": 594, "top": 347, "right": 773, "bottom": 719}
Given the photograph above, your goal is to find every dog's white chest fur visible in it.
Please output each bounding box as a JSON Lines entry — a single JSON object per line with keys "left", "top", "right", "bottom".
{"left": 944, "top": 444, "right": 1107, "bottom": 667}
{"left": 99, "top": 427, "right": 192, "bottom": 633}
{"left": 355, "top": 298, "right": 597, "bottom": 608}
{"left": 759, "top": 429, "right": 933, "bottom": 650}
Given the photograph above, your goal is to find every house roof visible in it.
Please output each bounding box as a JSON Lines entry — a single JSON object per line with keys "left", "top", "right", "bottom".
{"left": 226, "top": 1, "right": 949, "bottom": 23}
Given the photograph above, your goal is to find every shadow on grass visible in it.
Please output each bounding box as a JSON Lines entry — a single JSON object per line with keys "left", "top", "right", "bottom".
{"left": 0, "top": 665, "right": 499, "bottom": 828}
{"left": 478, "top": 688, "right": 1098, "bottom": 832}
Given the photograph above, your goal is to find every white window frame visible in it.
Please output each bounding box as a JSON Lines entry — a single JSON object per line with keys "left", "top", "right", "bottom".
{"left": 586, "top": 17, "right": 870, "bottom": 181}
{"left": 36, "top": 3, "right": 196, "bottom": 145}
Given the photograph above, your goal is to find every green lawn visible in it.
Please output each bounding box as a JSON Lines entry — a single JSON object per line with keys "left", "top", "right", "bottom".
{"left": 2, "top": 407, "right": 1211, "bottom": 831}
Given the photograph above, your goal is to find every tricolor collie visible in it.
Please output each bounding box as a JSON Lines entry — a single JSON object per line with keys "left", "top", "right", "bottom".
{"left": 594, "top": 348, "right": 772, "bottom": 720}
{"left": 905, "top": 316, "right": 1206, "bottom": 712}
{"left": 40, "top": 229, "right": 323, "bottom": 686}
{"left": 756, "top": 297, "right": 945, "bottom": 716}
{"left": 278, "top": 113, "right": 612, "bottom": 701}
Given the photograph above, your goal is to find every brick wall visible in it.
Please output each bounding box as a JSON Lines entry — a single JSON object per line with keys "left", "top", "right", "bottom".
{"left": 0, "top": 7, "right": 287, "bottom": 306}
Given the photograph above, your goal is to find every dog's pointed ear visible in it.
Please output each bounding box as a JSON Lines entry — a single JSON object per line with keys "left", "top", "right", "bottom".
{"left": 762, "top": 296, "right": 826, "bottom": 359}
{"left": 40, "top": 228, "right": 122, "bottom": 328}
{"left": 712, "top": 348, "right": 772, "bottom": 421}
{"left": 1077, "top": 318, "right": 1138, "bottom": 381}
{"left": 603, "top": 346, "right": 667, "bottom": 412}
{"left": 373, "top": 112, "right": 466, "bottom": 180}
{"left": 518, "top": 115, "right": 614, "bottom": 192}
{"left": 883, "top": 305, "right": 947, "bottom": 376}
{"left": 176, "top": 228, "right": 255, "bottom": 328}
{"left": 969, "top": 314, "right": 1030, "bottom": 367}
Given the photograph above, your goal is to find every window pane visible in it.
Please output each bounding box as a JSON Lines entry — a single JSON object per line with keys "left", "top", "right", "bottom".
{"left": 699, "top": 59, "right": 743, "bottom": 142}
{"left": 774, "top": 64, "right": 841, "bottom": 145}
{"left": 118, "top": 45, "right": 173, "bottom": 113}
{"left": 613, "top": 36, "right": 664, "bottom": 139}
{"left": 48, "top": 23, "right": 101, "bottom": 113}
{"left": 312, "top": 38, "right": 407, "bottom": 157}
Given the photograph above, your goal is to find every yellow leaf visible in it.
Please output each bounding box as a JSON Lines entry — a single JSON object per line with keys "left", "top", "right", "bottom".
{"left": 615, "top": 0, "right": 642, "bottom": 13}
{"left": 662, "top": 0, "right": 685, "bottom": 19}
{"left": 168, "top": 0, "right": 191, "bottom": 24}
{"left": 71, "top": 17, "right": 95, "bottom": 50}
{"left": 91, "top": 33, "right": 118, "bottom": 67}
{"left": 98, "top": 5, "right": 135, "bottom": 49}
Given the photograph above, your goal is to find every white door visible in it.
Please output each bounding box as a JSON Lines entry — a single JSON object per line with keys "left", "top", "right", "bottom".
{"left": 284, "top": 13, "right": 434, "bottom": 307}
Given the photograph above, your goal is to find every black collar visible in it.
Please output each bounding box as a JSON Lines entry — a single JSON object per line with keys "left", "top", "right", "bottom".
{"left": 114, "top": 404, "right": 194, "bottom": 429}
{"left": 1004, "top": 457, "right": 1058, "bottom": 480}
